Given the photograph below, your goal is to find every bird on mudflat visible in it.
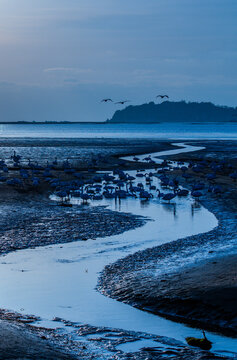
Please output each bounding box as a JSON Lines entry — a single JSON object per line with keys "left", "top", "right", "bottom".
{"left": 186, "top": 331, "right": 212, "bottom": 350}
{"left": 101, "top": 98, "right": 113, "bottom": 103}
{"left": 156, "top": 95, "right": 169, "bottom": 99}
{"left": 191, "top": 190, "right": 202, "bottom": 199}
{"left": 162, "top": 192, "right": 176, "bottom": 202}
{"left": 115, "top": 100, "right": 130, "bottom": 105}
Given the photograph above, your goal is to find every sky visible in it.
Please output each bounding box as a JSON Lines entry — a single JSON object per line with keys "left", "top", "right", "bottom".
{"left": 0, "top": 0, "right": 236, "bottom": 122}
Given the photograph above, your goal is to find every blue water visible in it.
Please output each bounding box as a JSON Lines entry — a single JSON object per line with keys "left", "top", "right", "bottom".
{"left": 0, "top": 122, "right": 237, "bottom": 139}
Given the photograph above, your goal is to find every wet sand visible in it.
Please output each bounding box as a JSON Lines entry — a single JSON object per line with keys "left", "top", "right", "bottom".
{"left": 0, "top": 312, "right": 227, "bottom": 360}
{"left": 0, "top": 187, "right": 146, "bottom": 255}
{"left": 0, "top": 138, "right": 175, "bottom": 170}
{"left": 0, "top": 319, "right": 77, "bottom": 360}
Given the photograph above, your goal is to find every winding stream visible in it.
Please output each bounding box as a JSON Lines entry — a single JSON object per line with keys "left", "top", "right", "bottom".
{"left": 0, "top": 143, "right": 236, "bottom": 356}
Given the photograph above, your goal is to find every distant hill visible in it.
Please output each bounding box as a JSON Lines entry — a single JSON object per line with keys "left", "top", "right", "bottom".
{"left": 107, "top": 101, "right": 237, "bottom": 123}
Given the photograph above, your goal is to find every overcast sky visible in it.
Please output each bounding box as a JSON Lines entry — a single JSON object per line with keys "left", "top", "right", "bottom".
{"left": 0, "top": 0, "right": 236, "bottom": 122}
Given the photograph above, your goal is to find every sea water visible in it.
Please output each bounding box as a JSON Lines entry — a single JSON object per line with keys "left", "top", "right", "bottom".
{"left": 0, "top": 122, "right": 237, "bottom": 139}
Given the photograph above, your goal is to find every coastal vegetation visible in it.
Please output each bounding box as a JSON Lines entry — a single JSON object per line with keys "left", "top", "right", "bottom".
{"left": 107, "top": 101, "right": 237, "bottom": 123}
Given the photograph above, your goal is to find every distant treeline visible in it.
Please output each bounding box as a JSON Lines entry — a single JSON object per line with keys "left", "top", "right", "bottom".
{"left": 107, "top": 101, "right": 237, "bottom": 123}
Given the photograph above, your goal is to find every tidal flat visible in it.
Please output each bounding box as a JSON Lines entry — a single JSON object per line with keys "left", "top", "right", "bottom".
{"left": 0, "top": 139, "right": 236, "bottom": 359}
{"left": 99, "top": 141, "right": 237, "bottom": 336}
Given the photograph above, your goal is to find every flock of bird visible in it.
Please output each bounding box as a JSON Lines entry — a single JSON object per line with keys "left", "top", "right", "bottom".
{"left": 101, "top": 95, "right": 169, "bottom": 105}
{"left": 49, "top": 154, "right": 236, "bottom": 204}
{"left": 1, "top": 150, "right": 236, "bottom": 208}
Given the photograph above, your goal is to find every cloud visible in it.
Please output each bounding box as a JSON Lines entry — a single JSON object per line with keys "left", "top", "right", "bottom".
{"left": 63, "top": 78, "right": 79, "bottom": 83}
{"left": 43, "top": 67, "right": 92, "bottom": 73}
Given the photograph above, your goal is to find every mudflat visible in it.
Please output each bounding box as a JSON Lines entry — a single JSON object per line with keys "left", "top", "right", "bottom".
{"left": 0, "top": 139, "right": 236, "bottom": 359}
{"left": 99, "top": 140, "right": 237, "bottom": 337}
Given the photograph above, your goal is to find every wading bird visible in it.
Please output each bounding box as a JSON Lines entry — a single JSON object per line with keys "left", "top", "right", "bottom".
{"left": 162, "top": 192, "right": 176, "bottom": 202}
{"left": 186, "top": 331, "right": 212, "bottom": 350}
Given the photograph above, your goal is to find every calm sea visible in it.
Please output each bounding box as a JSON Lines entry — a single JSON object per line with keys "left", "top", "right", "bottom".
{"left": 0, "top": 122, "right": 236, "bottom": 139}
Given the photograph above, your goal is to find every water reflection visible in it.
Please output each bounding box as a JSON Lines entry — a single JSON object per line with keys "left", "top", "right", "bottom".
{"left": 114, "top": 197, "right": 121, "bottom": 211}
{"left": 0, "top": 123, "right": 236, "bottom": 140}
{"left": 162, "top": 203, "right": 177, "bottom": 218}
{"left": 139, "top": 199, "right": 151, "bottom": 209}
{"left": 191, "top": 202, "right": 202, "bottom": 217}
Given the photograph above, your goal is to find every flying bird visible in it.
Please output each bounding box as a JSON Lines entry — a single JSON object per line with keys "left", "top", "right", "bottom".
{"left": 101, "top": 98, "right": 113, "bottom": 103}
{"left": 115, "top": 100, "right": 130, "bottom": 105}
{"left": 156, "top": 95, "right": 169, "bottom": 99}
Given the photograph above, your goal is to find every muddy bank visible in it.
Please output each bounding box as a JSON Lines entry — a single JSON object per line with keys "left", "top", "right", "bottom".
{"left": 0, "top": 311, "right": 231, "bottom": 359}
{"left": 0, "top": 139, "right": 180, "bottom": 255}
{"left": 98, "top": 141, "right": 237, "bottom": 337}
{"left": 0, "top": 318, "right": 76, "bottom": 359}
{"left": 0, "top": 187, "right": 147, "bottom": 256}
{"left": 164, "top": 140, "right": 237, "bottom": 164}
{"left": 0, "top": 138, "right": 175, "bottom": 171}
